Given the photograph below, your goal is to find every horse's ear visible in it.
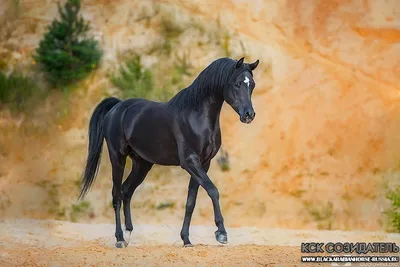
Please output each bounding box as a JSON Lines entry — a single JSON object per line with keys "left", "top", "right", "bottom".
{"left": 249, "top": 59, "right": 259, "bottom": 70}
{"left": 235, "top": 57, "right": 244, "bottom": 69}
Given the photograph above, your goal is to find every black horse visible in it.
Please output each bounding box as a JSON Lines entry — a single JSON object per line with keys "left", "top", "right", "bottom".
{"left": 79, "top": 57, "right": 259, "bottom": 248}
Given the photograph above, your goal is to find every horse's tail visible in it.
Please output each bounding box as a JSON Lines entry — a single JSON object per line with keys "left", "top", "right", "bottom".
{"left": 78, "top": 97, "right": 121, "bottom": 200}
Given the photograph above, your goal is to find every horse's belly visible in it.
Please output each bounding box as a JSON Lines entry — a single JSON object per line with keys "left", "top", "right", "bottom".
{"left": 133, "top": 144, "right": 180, "bottom": 166}
{"left": 123, "top": 104, "right": 180, "bottom": 165}
{"left": 128, "top": 131, "right": 180, "bottom": 166}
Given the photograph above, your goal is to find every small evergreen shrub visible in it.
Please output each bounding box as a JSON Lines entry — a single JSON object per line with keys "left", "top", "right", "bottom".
{"left": 33, "top": 0, "right": 102, "bottom": 87}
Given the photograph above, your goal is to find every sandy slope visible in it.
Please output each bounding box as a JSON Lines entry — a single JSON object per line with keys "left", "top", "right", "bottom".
{"left": 0, "top": 219, "right": 399, "bottom": 266}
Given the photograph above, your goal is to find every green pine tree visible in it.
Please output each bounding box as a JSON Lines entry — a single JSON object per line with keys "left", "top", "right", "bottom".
{"left": 34, "top": 0, "right": 102, "bottom": 87}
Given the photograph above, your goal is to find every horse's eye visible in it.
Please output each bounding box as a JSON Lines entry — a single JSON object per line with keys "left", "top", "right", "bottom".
{"left": 234, "top": 82, "right": 240, "bottom": 87}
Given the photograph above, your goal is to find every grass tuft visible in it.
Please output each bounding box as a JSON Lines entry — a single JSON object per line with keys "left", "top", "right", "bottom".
{"left": 385, "top": 186, "right": 400, "bottom": 232}
{"left": 0, "top": 71, "right": 42, "bottom": 112}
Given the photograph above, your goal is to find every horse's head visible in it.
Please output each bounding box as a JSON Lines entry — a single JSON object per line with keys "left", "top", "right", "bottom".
{"left": 224, "top": 57, "right": 259, "bottom": 124}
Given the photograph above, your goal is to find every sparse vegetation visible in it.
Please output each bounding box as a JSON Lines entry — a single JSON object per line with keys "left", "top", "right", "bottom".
{"left": 221, "top": 33, "right": 232, "bottom": 57}
{"left": 110, "top": 53, "right": 154, "bottom": 99}
{"left": 113, "top": 46, "right": 195, "bottom": 102}
{"left": 13, "top": 0, "right": 20, "bottom": 8}
{"left": 0, "top": 71, "right": 41, "bottom": 112}
{"left": 74, "top": 177, "right": 81, "bottom": 190}
{"left": 173, "top": 51, "right": 193, "bottom": 78}
{"left": 159, "top": 13, "right": 184, "bottom": 40}
{"left": 239, "top": 40, "right": 248, "bottom": 58}
{"left": 70, "top": 201, "right": 91, "bottom": 222}
{"left": 36, "top": 180, "right": 64, "bottom": 219}
{"left": 35, "top": 180, "right": 92, "bottom": 221}
{"left": 134, "top": 4, "right": 160, "bottom": 27}
{"left": 0, "top": 61, "right": 7, "bottom": 71}
{"left": 210, "top": 16, "right": 235, "bottom": 57}
{"left": 33, "top": 0, "right": 102, "bottom": 87}
{"left": 385, "top": 186, "right": 400, "bottom": 232}
{"left": 304, "top": 201, "right": 334, "bottom": 230}
{"left": 146, "top": 10, "right": 184, "bottom": 56}
{"left": 219, "top": 162, "right": 230, "bottom": 172}
{"left": 217, "top": 149, "right": 230, "bottom": 172}
{"left": 130, "top": 5, "right": 239, "bottom": 103}
{"left": 154, "top": 201, "right": 175, "bottom": 210}
{"left": 0, "top": 53, "right": 9, "bottom": 70}
{"left": 168, "top": 51, "right": 193, "bottom": 89}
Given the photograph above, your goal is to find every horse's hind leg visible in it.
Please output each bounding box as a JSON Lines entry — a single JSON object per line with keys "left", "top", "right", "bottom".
{"left": 107, "top": 144, "right": 127, "bottom": 248}
{"left": 122, "top": 157, "right": 153, "bottom": 241}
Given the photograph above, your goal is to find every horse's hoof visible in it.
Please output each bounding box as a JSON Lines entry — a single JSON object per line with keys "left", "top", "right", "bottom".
{"left": 183, "top": 243, "right": 193, "bottom": 248}
{"left": 115, "top": 241, "right": 128, "bottom": 248}
{"left": 215, "top": 231, "right": 228, "bottom": 244}
{"left": 124, "top": 230, "right": 132, "bottom": 244}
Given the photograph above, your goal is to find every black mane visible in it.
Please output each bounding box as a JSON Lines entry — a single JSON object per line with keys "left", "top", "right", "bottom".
{"left": 167, "top": 58, "right": 238, "bottom": 111}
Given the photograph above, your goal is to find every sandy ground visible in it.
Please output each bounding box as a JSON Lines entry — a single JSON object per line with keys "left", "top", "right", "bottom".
{"left": 0, "top": 219, "right": 399, "bottom": 267}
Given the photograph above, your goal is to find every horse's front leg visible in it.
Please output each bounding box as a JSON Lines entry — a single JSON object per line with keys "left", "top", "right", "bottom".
{"left": 181, "top": 162, "right": 211, "bottom": 246}
{"left": 181, "top": 155, "right": 227, "bottom": 244}
{"left": 180, "top": 177, "right": 200, "bottom": 247}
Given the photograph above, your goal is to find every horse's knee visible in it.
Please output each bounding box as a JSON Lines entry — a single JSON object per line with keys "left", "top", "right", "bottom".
{"left": 112, "top": 191, "right": 123, "bottom": 208}
{"left": 112, "top": 191, "right": 122, "bottom": 199}
{"left": 113, "top": 199, "right": 121, "bottom": 209}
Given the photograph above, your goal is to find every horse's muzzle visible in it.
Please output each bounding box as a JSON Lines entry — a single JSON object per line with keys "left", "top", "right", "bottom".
{"left": 240, "top": 109, "right": 255, "bottom": 124}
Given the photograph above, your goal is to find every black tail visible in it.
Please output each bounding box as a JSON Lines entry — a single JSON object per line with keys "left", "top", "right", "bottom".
{"left": 78, "top": 97, "right": 121, "bottom": 200}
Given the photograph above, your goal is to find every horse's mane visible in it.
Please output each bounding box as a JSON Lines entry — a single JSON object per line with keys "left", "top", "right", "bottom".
{"left": 166, "top": 58, "right": 238, "bottom": 111}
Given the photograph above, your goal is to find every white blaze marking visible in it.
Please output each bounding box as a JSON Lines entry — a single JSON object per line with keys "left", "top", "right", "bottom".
{"left": 244, "top": 76, "right": 250, "bottom": 88}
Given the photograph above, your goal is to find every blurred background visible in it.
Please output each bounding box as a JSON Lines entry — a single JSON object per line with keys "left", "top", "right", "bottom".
{"left": 0, "top": 0, "right": 399, "bottom": 233}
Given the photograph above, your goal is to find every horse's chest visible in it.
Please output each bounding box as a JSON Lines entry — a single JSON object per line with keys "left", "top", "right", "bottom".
{"left": 198, "top": 130, "right": 221, "bottom": 160}
{"left": 185, "top": 111, "right": 222, "bottom": 160}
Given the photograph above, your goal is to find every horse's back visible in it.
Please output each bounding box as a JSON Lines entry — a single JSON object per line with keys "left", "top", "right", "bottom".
{"left": 102, "top": 98, "right": 148, "bottom": 133}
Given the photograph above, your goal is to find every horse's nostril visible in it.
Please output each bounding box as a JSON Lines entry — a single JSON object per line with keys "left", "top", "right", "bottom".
{"left": 245, "top": 111, "right": 250, "bottom": 118}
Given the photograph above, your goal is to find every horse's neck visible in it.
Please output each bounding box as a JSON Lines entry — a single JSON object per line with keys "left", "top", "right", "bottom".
{"left": 199, "top": 94, "right": 224, "bottom": 128}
